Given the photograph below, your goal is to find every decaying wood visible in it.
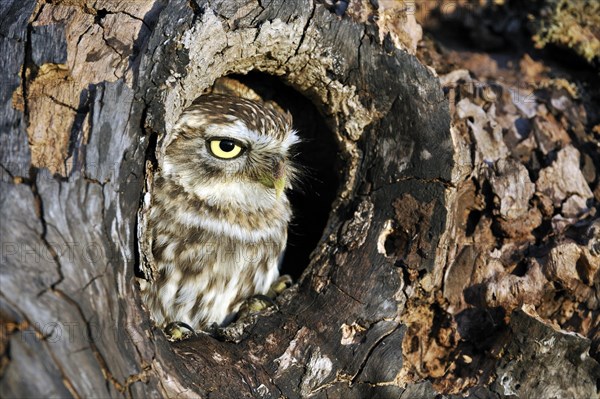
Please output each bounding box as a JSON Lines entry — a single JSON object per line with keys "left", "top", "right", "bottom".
{"left": 1, "top": 0, "right": 599, "bottom": 398}
{"left": 412, "top": 2, "right": 600, "bottom": 395}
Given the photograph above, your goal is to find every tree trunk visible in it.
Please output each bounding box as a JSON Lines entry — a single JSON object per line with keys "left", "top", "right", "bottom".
{"left": 1, "top": 1, "right": 598, "bottom": 398}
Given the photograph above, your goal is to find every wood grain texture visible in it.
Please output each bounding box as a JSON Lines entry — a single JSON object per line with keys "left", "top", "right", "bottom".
{"left": 0, "top": 0, "right": 36, "bottom": 178}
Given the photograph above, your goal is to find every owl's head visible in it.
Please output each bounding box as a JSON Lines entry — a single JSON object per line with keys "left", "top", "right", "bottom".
{"left": 162, "top": 94, "right": 299, "bottom": 210}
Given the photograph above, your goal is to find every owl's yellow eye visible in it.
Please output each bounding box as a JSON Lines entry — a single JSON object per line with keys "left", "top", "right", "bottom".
{"left": 208, "top": 138, "right": 244, "bottom": 159}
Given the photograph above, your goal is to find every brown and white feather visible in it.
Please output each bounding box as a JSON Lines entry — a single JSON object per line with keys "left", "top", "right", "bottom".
{"left": 142, "top": 94, "right": 297, "bottom": 329}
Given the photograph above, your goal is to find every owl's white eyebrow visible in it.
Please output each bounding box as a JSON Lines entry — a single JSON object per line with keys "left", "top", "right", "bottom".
{"left": 204, "top": 120, "right": 297, "bottom": 150}
{"left": 202, "top": 121, "right": 256, "bottom": 144}
{"left": 213, "top": 120, "right": 264, "bottom": 143}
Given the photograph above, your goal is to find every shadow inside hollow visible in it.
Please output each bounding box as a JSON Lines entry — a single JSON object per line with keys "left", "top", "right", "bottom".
{"left": 227, "top": 72, "right": 342, "bottom": 279}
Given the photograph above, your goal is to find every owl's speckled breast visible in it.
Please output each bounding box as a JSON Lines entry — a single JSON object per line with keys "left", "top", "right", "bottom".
{"left": 143, "top": 176, "right": 288, "bottom": 328}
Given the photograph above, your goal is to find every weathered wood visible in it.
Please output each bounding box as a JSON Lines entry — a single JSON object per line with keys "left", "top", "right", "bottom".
{"left": 1, "top": 0, "right": 599, "bottom": 398}
{"left": 0, "top": 1, "right": 36, "bottom": 177}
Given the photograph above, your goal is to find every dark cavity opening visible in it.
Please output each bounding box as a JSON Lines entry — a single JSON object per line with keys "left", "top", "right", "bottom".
{"left": 222, "top": 72, "right": 341, "bottom": 279}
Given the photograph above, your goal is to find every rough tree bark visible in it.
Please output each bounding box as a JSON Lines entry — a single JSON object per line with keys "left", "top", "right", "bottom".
{"left": 1, "top": 1, "right": 598, "bottom": 398}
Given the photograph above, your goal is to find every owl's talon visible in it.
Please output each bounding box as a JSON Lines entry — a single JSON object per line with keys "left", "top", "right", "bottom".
{"left": 164, "top": 321, "right": 196, "bottom": 341}
{"left": 237, "top": 294, "right": 277, "bottom": 320}
{"left": 267, "top": 274, "right": 293, "bottom": 298}
{"left": 233, "top": 294, "right": 276, "bottom": 324}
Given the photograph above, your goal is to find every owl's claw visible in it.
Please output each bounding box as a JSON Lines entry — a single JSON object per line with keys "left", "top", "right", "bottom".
{"left": 212, "top": 276, "right": 295, "bottom": 343}
{"left": 164, "top": 321, "right": 196, "bottom": 342}
{"left": 267, "top": 274, "right": 293, "bottom": 298}
{"left": 236, "top": 274, "right": 293, "bottom": 319}
{"left": 236, "top": 294, "right": 277, "bottom": 319}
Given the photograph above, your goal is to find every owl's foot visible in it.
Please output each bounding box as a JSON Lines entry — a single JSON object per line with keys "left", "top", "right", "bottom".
{"left": 236, "top": 294, "right": 277, "bottom": 319}
{"left": 213, "top": 276, "right": 294, "bottom": 343}
{"left": 214, "top": 295, "right": 277, "bottom": 343}
{"left": 266, "top": 274, "right": 293, "bottom": 298}
{"left": 236, "top": 274, "right": 293, "bottom": 317}
{"left": 236, "top": 275, "right": 293, "bottom": 319}
{"left": 164, "top": 321, "right": 196, "bottom": 342}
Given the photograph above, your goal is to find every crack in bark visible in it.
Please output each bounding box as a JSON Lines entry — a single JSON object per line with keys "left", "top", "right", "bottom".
{"left": 82, "top": 175, "right": 109, "bottom": 185}
{"left": 0, "top": 164, "right": 18, "bottom": 183}
{"left": 248, "top": 0, "right": 267, "bottom": 27}
{"left": 122, "top": 363, "right": 153, "bottom": 397}
{"left": 26, "top": 169, "right": 132, "bottom": 396}
{"left": 352, "top": 27, "right": 366, "bottom": 85}
{"left": 19, "top": 2, "right": 43, "bottom": 126}
{"left": 51, "top": 288, "right": 128, "bottom": 396}
{"left": 123, "top": 314, "right": 161, "bottom": 396}
{"left": 121, "top": 10, "right": 151, "bottom": 30}
{"left": 350, "top": 323, "right": 401, "bottom": 385}
{"left": 45, "top": 94, "right": 80, "bottom": 112}
{"left": 0, "top": 305, "right": 50, "bottom": 341}
{"left": 369, "top": 175, "right": 454, "bottom": 196}
{"left": 288, "top": 0, "right": 316, "bottom": 64}
{"left": 187, "top": 0, "right": 203, "bottom": 26}
{"left": 29, "top": 169, "right": 63, "bottom": 292}
{"left": 304, "top": 372, "right": 352, "bottom": 396}
{"left": 0, "top": 293, "right": 83, "bottom": 398}
{"left": 74, "top": 24, "right": 94, "bottom": 63}
{"left": 79, "top": 264, "right": 109, "bottom": 292}
{"left": 92, "top": 14, "right": 128, "bottom": 80}
{"left": 330, "top": 281, "right": 364, "bottom": 304}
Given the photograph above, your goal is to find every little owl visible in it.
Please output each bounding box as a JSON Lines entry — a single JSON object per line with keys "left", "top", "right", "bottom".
{"left": 142, "top": 91, "right": 298, "bottom": 331}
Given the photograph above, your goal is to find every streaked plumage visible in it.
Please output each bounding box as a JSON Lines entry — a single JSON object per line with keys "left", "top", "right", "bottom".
{"left": 142, "top": 93, "right": 298, "bottom": 329}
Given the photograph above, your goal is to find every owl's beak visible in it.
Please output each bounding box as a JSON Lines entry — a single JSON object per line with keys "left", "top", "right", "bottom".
{"left": 259, "top": 160, "right": 286, "bottom": 199}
